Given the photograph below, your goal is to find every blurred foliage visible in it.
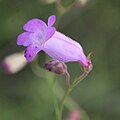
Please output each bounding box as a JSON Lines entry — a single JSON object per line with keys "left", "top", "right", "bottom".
{"left": 0, "top": 0, "right": 120, "bottom": 120}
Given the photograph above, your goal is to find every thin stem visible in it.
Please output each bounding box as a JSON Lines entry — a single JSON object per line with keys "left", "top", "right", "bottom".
{"left": 72, "top": 71, "right": 89, "bottom": 88}
{"left": 52, "top": 84, "right": 61, "bottom": 120}
{"left": 54, "top": 82, "right": 90, "bottom": 120}
{"left": 30, "top": 60, "right": 45, "bottom": 78}
{"left": 60, "top": 86, "right": 72, "bottom": 119}
{"left": 59, "top": 71, "right": 89, "bottom": 119}
{"left": 55, "top": 0, "right": 66, "bottom": 15}
{"left": 65, "top": 71, "right": 70, "bottom": 87}
{"left": 46, "top": 73, "right": 61, "bottom": 120}
{"left": 55, "top": 0, "right": 79, "bottom": 16}
{"left": 55, "top": 82, "right": 78, "bottom": 109}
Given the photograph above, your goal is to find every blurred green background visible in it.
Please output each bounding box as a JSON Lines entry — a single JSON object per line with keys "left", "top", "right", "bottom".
{"left": 0, "top": 0, "right": 120, "bottom": 120}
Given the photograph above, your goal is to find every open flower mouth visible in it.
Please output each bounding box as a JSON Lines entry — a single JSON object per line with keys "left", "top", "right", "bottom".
{"left": 29, "top": 29, "right": 46, "bottom": 47}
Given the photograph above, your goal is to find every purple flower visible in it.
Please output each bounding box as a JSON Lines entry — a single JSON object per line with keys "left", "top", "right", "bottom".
{"left": 17, "top": 15, "right": 92, "bottom": 71}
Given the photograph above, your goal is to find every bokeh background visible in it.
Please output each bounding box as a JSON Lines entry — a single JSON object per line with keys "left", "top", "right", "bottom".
{"left": 0, "top": 0, "right": 120, "bottom": 120}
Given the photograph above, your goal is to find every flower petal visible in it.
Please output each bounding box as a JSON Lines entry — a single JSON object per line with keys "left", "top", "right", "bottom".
{"left": 48, "top": 15, "right": 56, "bottom": 27}
{"left": 23, "top": 18, "right": 47, "bottom": 32}
{"left": 43, "top": 31, "right": 88, "bottom": 67}
{"left": 29, "top": 28, "right": 46, "bottom": 46}
{"left": 17, "top": 32, "right": 32, "bottom": 46}
{"left": 24, "top": 46, "right": 41, "bottom": 62}
{"left": 52, "top": 31, "right": 83, "bottom": 51}
{"left": 46, "top": 27, "right": 56, "bottom": 41}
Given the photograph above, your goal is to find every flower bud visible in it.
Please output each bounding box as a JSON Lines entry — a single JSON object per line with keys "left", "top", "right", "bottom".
{"left": 2, "top": 52, "right": 27, "bottom": 74}
{"left": 66, "top": 109, "right": 81, "bottom": 120}
{"left": 44, "top": 59, "right": 67, "bottom": 75}
{"left": 44, "top": 59, "right": 70, "bottom": 86}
